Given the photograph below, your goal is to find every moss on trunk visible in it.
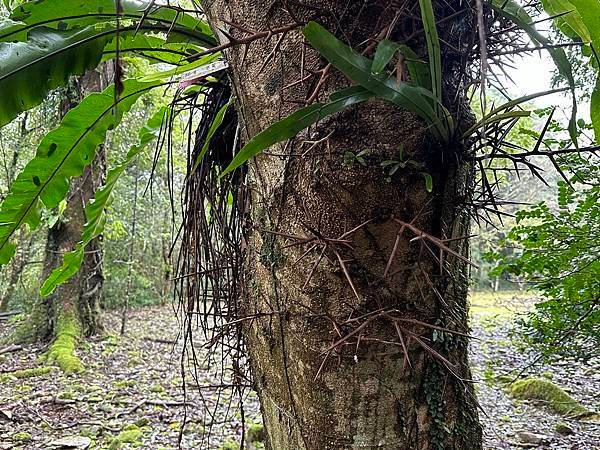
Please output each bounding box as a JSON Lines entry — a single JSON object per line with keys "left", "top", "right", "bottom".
{"left": 45, "top": 311, "right": 84, "bottom": 374}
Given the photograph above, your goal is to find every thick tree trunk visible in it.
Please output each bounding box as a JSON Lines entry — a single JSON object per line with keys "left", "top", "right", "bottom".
{"left": 36, "top": 68, "right": 110, "bottom": 369}
{"left": 205, "top": 2, "right": 482, "bottom": 449}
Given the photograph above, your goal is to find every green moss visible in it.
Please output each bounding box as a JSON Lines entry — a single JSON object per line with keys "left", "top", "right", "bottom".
{"left": 259, "top": 232, "right": 284, "bottom": 268}
{"left": 0, "top": 366, "right": 52, "bottom": 382}
{"left": 108, "top": 425, "right": 144, "bottom": 449}
{"left": 150, "top": 384, "right": 164, "bottom": 393}
{"left": 247, "top": 422, "right": 265, "bottom": 443}
{"left": 134, "top": 418, "right": 149, "bottom": 427}
{"left": 12, "top": 432, "right": 32, "bottom": 442}
{"left": 495, "top": 375, "right": 513, "bottom": 385}
{"left": 57, "top": 391, "right": 74, "bottom": 400}
{"left": 45, "top": 312, "right": 84, "bottom": 374}
{"left": 554, "top": 422, "right": 573, "bottom": 435}
{"left": 127, "top": 357, "right": 143, "bottom": 367}
{"left": 219, "top": 440, "right": 239, "bottom": 450}
{"left": 509, "top": 378, "right": 593, "bottom": 418}
{"left": 114, "top": 379, "right": 136, "bottom": 389}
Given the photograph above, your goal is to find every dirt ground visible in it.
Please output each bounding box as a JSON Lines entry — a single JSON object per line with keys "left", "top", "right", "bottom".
{"left": 0, "top": 293, "right": 598, "bottom": 449}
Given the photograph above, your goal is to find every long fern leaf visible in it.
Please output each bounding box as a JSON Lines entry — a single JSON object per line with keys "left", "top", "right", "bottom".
{"left": 1, "top": 0, "right": 215, "bottom": 46}
{"left": 0, "top": 79, "right": 162, "bottom": 265}
{"left": 40, "top": 107, "right": 169, "bottom": 296}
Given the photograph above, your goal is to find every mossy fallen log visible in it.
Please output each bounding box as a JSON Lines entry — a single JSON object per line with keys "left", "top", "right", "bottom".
{"left": 0, "top": 366, "right": 53, "bottom": 382}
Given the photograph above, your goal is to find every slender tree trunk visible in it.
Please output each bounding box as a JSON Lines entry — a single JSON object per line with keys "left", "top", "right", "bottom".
{"left": 0, "top": 230, "right": 31, "bottom": 312}
{"left": 1, "top": 114, "right": 32, "bottom": 312}
{"left": 206, "top": 2, "right": 481, "bottom": 449}
{"left": 36, "top": 68, "right": 110, "bottom": 369}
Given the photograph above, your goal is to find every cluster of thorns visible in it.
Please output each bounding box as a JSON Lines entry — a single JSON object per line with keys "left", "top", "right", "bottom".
{"left": 261, "top": 212, "right": 477, "bottom": 382}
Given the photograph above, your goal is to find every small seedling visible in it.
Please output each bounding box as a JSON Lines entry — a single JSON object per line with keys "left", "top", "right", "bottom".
{"left": 343, "top": 149, "right": 369, "bottom": 167}
{"left": 381, "top": 145, "right": 433, "bottom": 192}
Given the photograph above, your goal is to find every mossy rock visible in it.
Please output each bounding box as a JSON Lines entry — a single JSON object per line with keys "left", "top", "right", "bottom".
{"left": 134, "top": 418, "right": 150, "bottom": 427}
{"left": 509, "top": 378, "right": 595, "bottom": 419}
{"left": 108, "top": 424, "right": 144, "bottom": 449}
{"left": 554, "top": 422, "right": 574, "bottom": 435}
{"left": 12, "top": 431, "right": 32, "bottom": 442}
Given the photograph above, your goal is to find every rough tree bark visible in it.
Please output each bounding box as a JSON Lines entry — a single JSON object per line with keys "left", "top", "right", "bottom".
{"left": 205, "top": 1, "right": 482, "bottom": 449}
{"left": 35, "top": 68, "right": 110, "bottom": 371}
{"left": 0, "top": 230, "right": 32, "bottom": 312}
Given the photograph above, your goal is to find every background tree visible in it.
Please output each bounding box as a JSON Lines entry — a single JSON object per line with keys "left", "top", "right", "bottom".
{"left": 32, "top": 68, "right": 111, "bottom": 372}
{"left": 490, "top": 153, "right": 599, "bottom": 361}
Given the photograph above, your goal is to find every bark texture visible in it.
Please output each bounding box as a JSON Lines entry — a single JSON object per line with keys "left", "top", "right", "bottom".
{"left": 205, "top": 2, "right": 482, "bottom": 449}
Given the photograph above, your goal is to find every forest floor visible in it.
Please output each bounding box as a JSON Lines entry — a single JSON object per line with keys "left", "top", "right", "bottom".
{"left": 0, "top": 292, "right": 598, "bottom": 450}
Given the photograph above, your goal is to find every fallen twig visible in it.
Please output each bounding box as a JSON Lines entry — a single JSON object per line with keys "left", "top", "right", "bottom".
{"left": 0, "top": 344, "right": 23, "bottom": 355}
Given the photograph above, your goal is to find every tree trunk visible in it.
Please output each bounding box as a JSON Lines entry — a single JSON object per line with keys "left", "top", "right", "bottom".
{"left": 1, "top": 114, "right": 33, "bottom": 312}
{"left": 0, "top": 230, "right": 31, "bottom": 312}
{"left": 37, "top": 68, "right": 110, "bottom": 371}
{"left": 205, "top": 2, "right": 482, "bottom": 449}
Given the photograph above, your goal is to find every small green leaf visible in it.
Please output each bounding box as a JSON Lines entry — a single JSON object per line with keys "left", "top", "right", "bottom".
{"left": 371, "top": 39, "right": 400, "bottom": 75}
{"left": 192, "top": 96, "right": 234, "bottom": 173}
{"left": 421, "top": 172, "right": 433, "bottom": 193}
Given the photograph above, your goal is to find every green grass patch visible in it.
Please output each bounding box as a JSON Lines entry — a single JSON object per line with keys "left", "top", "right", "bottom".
{"left": 469, "top": 290, "right": 533, "bottom": 317}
